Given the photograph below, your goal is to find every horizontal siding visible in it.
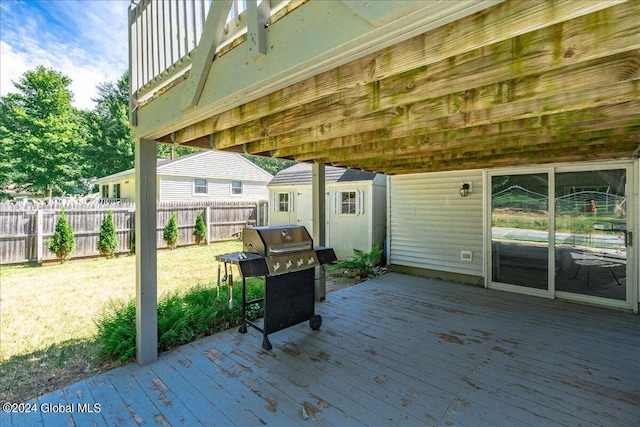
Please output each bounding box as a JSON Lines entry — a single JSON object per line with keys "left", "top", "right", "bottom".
{"left": 389, "top": 170, "right": 483, "bottom": 276}
{"left": 160, "top": 176, "right": 195, "bottom": 202}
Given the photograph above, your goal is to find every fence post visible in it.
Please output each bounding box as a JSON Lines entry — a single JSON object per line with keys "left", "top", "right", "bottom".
{"left": 36, "top": 209, "right": 44, "bottom": 265}
{"left": 205, "top": 206, "right": 211, "bottom": 244}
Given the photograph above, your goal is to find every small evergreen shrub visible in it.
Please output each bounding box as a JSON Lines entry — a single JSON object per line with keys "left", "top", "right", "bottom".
{"left": 97, "top": 210, "right": 118, "bottom": 258}
{"left": 95, "top": 278, "right": 265, "bottom": 363}
{"left": 163, "top": 213, "right": 179, "bottom": 249}
{"left": 193, "top": 212, "right": 207, "bottom": 245}
{"left": 48, "top": 209, "right": 75, "bottom": 263}
{"left": 334, "top": 244, "right": 383, "bottom": 277}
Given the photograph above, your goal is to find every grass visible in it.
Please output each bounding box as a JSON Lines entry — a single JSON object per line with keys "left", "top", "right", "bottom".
{"left": 0, "top": 241, "right": 245, "bottom": 404}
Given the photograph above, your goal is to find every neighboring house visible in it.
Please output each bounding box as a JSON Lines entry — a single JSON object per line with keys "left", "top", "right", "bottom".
{"left": 94, "top": 150, "right": 273, "bottom": 202}
{"left": 268, "top": 163, "right": 386, "bottom": 260}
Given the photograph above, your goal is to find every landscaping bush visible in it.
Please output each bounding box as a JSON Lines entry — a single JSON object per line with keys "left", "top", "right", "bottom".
{"left": 334, "top": 245, "right": 383, "bottom": 278}
{"left": 193, "top": 212, "right": 207, "bottom": 245}
{"left": 48, "top": 209, "right": 75, "bottom": 263}
{"left": 97, "top": 210, "right": 118, "bottom": 258}
{"left": 95, "top": 279, "right": 265, "bottom": 363}
{"left": 163, "top": 213, "right": 179, "bottom": 249}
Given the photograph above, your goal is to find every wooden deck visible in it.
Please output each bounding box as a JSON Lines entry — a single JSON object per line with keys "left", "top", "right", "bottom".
{"left": 4, "top": 273, "right": 639, "bottom": 426}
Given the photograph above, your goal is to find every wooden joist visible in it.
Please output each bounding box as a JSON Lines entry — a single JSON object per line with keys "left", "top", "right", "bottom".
{"left": 145, "top": 0, "right": 640, "bottom": 174}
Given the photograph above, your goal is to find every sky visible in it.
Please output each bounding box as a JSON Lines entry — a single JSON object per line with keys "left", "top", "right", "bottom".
{"left": 0, "top": 0, "right": 130, "bottom": 111}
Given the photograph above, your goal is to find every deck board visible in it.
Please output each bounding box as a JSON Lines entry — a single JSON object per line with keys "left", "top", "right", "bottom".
{"left": 5, "top": 272, "right": 640, "bottom": 426}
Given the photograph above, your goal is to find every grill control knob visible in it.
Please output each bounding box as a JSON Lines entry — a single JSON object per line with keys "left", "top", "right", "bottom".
{"left": 273, "top": 262, "right": 280, "bottom": 272}
{"left": 286, "top": 260, "right": 293, "bottom": 269}
{"left": 308, "top": 257, "right": 315, "bottom": 265}
{"left": 297, "top": 258, "right": 304, "bottom": 267}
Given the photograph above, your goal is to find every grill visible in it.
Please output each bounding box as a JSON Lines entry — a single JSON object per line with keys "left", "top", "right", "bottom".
{"left": 216, "top": 225, "right": 336, "bottom": 350}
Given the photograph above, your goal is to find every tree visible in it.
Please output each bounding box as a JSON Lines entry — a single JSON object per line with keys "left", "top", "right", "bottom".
{"left": 97, "top": 210, "right": 118, "bottom": 258}
{"left": 0, "top": 66, "right": 87, "bottom": 197}
{"left": 243, "top": 154, "right": 295, "bottom": 175}
{"left": 163, "top": 214, "right": 179, "bottom": 249}
{"left": 48, "top": 209, "right": 75, "bottom": 263}
{"left": 82, "top": 72, "right": 135, "bottom": 181}
{"left": 193, "top": 212, "right": 207, "bottom": 245}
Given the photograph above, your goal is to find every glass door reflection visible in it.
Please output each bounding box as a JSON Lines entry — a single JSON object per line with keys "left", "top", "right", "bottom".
{"left": 491, "top": 173, "right": 549, "bottom": 290}
{"left": 555, "top": 170, "right": 627, "bottom": 300}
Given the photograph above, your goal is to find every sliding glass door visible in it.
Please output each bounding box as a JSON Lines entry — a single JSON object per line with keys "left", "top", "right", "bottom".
{"left": 555, "top": 169, "right": 627, "bottom": 301}
{"left": 490, "top": 164, "right": 633, "bottom": 307}
{"left": 491, "top": 173, "right": 549, "bottom": 292}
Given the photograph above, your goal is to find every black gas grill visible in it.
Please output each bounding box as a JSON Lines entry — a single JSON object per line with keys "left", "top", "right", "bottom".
{"left": 216, "top": 225, "right": 336, "bottom": 350}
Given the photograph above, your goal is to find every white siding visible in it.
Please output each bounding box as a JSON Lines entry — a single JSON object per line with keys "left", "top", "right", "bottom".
{"left": 159, "top": 176, "right": 196, "bottom": 201}
{"left": 389, "top": 170, "right": 483, "bottom": 277}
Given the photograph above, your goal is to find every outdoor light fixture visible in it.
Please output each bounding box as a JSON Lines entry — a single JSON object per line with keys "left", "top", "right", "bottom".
{"left": 460, "top": 182, "right": 470, "bottom": 197}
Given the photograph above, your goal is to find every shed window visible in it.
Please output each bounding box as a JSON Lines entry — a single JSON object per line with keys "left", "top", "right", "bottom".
{"left": 336, "top": 190, "right": 363, "bottom": 215}
{"left": 231, "top": 181, "right": 243, "bottom": 195}
{"left": 278, "top": 193, "right": 290, "bottom": 212}
{"left": 194, "top": 179, "right": 207, "bottom": 194}
{"left": 101, "top": 184, "right": 109, "bottom": 198}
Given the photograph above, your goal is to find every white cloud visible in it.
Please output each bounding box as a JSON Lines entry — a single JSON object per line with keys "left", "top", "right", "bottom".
{"left": 0, "top": 0, "right": 130, "bottom": 111}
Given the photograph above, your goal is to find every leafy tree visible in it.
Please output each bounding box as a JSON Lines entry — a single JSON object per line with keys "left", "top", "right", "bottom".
{"left": 48, "top": 209, "right": 75, "bottom": 263}
{"left": 193, "top": 212, "right": 207, "bottom": 245}
{"left": 0, "top": 66, "right": 87, "bottom": 197}
{"left": 243, "top": 154, "right": 295, "bottom": 175}
{"left": 97, "top": 210, "right": 118, "bottom": 258}
{"left": 82, "top": 72, "right": 135, "bottom": 181}
{"left": 163, "top": 213, "right": 179, "bottom": 249}
{"left": 156, "top": 144, "right": 201, "bottom": 159}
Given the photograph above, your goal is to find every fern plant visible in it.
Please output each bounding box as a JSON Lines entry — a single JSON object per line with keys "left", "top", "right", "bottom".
{"left": 48, "top": 209, "right": 75, "bottom": 263}
{"left": 335, "top": 244, "right": 383, "bottom": 277}
{"left": 163, "top": 213, "right": 179, "bottom": 249}
{"left": 193, "top": 212, "right": 207, "bottom": 245}
{"left": 97, "top": 210, "right": 118, "bottom": 258}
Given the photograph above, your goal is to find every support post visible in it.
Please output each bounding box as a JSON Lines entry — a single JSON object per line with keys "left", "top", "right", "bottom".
{"left": 36, "top": 209, "right": 43, "bottom": 265}
{"left": 312, "top": 163, "right": 326, "bottom": 301}
{"left": 135, "top": 138, "right": 158, "bottom": 365}
{"left": 205, "top": 206, "right": 211, "bottom": 244}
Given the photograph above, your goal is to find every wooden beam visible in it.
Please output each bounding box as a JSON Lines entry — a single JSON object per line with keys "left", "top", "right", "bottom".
{"left": 167, "top": 0, "right": 635, "bottom": 145}
{"left": 135, "top": 138, "right": 158, "bottom": 366}
{"left": 180, "top": 0, "right": 233, "bottom": 110}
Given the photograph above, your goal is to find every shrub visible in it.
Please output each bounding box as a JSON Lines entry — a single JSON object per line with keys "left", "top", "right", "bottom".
{"left": 335, "top": 244, "right": 383, "bottom": 277}
{"left": 97, "top": 210, "right": 118, "bottom": 258}
{"left": 193, "top": 212, "right": 207, "bottom": 245}
{"left": 163, "top": 213, "right": 179, "bottom": 249}
{"left": 95, "top": 279, "right": 265, "bottom": 363}
{"left": 48, "top": 209, "right": 75, "bottom": 263}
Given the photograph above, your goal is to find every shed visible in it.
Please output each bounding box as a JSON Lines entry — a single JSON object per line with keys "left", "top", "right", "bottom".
{"left": 268, "top": 163, "right": 386, "bottom": 260}
{"left": 94, "top": 150, "right": 273, "bottom": 203}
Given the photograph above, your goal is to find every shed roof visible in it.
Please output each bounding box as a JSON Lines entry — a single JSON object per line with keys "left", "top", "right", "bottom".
{"left": 269, "top": 163, "right": 377, "bottom": 186}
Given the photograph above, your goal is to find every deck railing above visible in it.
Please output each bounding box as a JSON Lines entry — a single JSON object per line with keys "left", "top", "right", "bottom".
{"left": 128, "top": 0, "right": 290, "bottom": 107}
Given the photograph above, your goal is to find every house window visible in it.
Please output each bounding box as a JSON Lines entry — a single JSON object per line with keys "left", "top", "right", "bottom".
{"left": 278, "top": 193, "right": 290, "bottom": 212}
{"left": 113, "top": 183, "right": 121, "bottom": 199}
{"left": 337, "top": 190, "right": 363, "bottom": 215}
{"left": 194, "top": 179, "right": 207, "bottom": 195}
{"left": 231, "top": 181, "right": 243, "bottom": 195}
{"left": 102, "top": 184, "right": 109, "bottom": 198}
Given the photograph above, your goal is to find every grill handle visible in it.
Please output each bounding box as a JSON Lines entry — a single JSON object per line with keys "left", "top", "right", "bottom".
{"left": 269, "top": 243, "right": 312, "bottom": 254}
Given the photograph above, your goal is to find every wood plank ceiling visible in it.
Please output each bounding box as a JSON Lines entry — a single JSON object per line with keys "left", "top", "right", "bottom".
{"left": 153, "top": 0, "right": 640, "bottom": 175}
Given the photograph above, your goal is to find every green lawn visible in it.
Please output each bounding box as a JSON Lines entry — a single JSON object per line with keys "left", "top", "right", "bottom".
{"left": 0, "top": 241, "right": 243, "bottom": 403}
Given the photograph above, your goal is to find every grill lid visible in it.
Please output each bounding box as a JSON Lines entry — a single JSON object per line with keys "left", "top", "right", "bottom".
{"left": 243, "top": 225, "right": 313, "bottom": 257}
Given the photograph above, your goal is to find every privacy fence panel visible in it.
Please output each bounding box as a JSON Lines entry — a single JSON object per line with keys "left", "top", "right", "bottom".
{"left": 0, "top": 200, "right": 266, "bottom": 265}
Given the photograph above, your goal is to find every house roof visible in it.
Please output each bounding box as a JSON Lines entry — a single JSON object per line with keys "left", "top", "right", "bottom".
{"left": 94, "top": 150, "right": 273, "bottom": 183}
{"left": 269, "top": 163, "right": 378, "bottom": 186}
